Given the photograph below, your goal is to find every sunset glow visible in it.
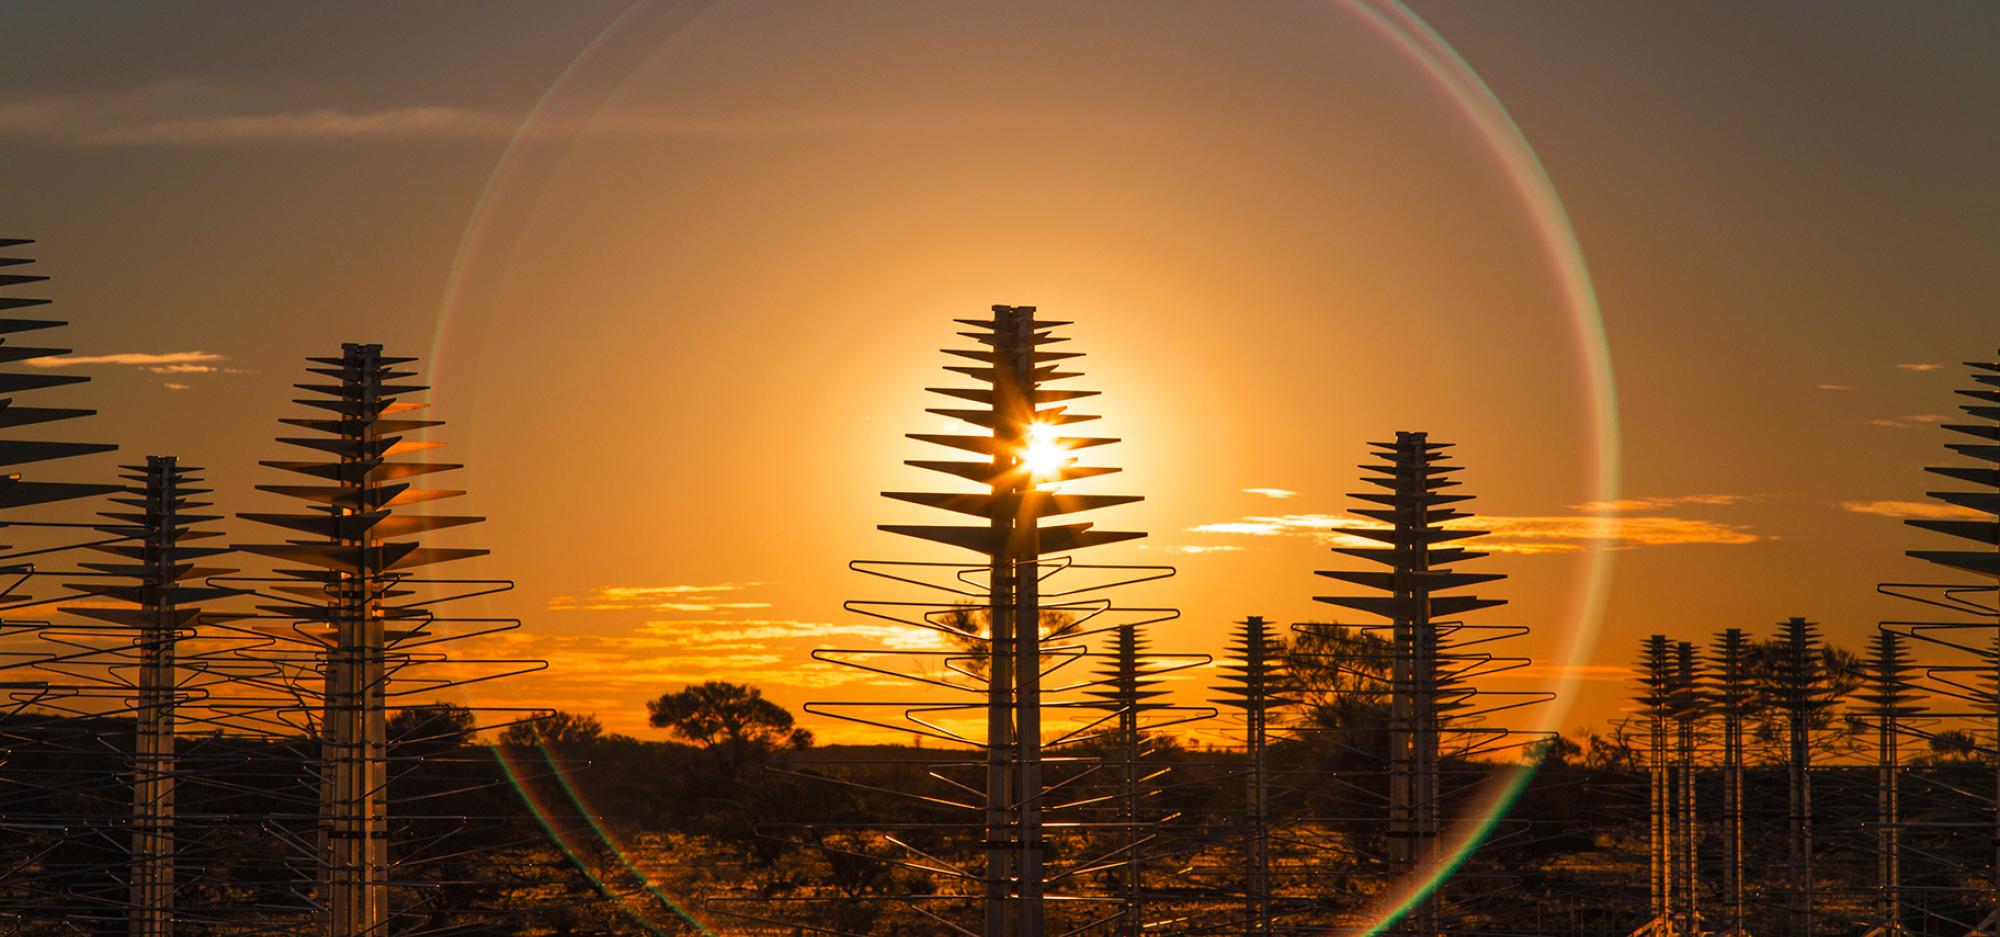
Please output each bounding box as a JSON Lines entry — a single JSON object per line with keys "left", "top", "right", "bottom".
{"left": 6, "top": 4, "right": 1999, "bottom": 932}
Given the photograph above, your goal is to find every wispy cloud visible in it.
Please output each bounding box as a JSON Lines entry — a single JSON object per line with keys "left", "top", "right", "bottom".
{"left": 28, "top": 351, "right": 224, "bottom": 369}
{"left": 0, "top": 83, "right": 510, "bottom": 146}
{"left": 1840, "top": 499, "right": 1986, "bottom": 520}
{"left": 1169, "top": 544, "right": 1244, "bottom": 554}
{"left": 1571, "top": 494, "right": 1749, "bottom": 513}
{"left": 1816, "top": 384, "right": 1854, "bottom": 391}
{"left": 26, "top": 350, "right": 246, "bottom": 389}
{"left": 1185, "top": 507, "right": 1762, "bottom": 555}
{"left": 1868, "top": 414, "right": 1947, "bottom": 429}
{"left": 1242, "top": 487, "right": 1297, "bottom": 500}
{"left": 94, "top": 106, "right": 508, "bottom": 145}
{"left": 0, "top": 84, "right": 869, "bottom": 148}
{"left": 1188, "top": 517, "right": 1320, "bottom": 536}
{"left": 1478, "top": 515, "right": 1762, "bottom": 554}
{"left": 636, "top": 618, "right": 950, "bottom": 652}
{"left": 474, "top": 629, "right": 893, "bottom": 692}
{"left": 547, "top": 583, "right": 771, "bottom": 613}
{"left": 1898, "top": 363, "right": 1944, "bottom": 372}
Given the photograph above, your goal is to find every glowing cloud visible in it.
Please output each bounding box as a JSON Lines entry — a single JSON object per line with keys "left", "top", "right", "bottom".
{"left": 635, "top": 618, "right": 951, "bottom": 652}
{"left": 1570, "top": 494, "right": 1749, "bottom": 512}
{"left": 1839, "top": 500, "right": 1987, "bottom": 520}
{"left": 27, "top": 350, "right": 225, "bottom": 368}
{"left": 1869, "top": 414, "right": 1947, "bottom": 429}
{"left": 1185, "top": 506, "right": 1761, "bottom": 555}
{"left": 1242, "top": 487, "right": 1298, "bottom": 499}
{"left": 547, "top": 583, "right": 771, "bottom": 613}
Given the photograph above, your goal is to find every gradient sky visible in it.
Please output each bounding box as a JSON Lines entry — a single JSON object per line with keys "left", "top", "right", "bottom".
{"left": 2, "top": 1, "right": 1996, "bottom": 742}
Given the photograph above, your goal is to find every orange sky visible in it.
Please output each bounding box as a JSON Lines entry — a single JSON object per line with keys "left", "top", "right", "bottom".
{"left": 3, "top": 1, "right": 1997, "bottom": 743}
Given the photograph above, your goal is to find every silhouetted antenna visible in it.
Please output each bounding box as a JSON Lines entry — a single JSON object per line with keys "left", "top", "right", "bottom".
{"left": 1635, "top": 635, "right": 1676, "bottom": 937}
{"left": 0, "top": 238, "right": 127, "bottom": 926}
{"left": 1706, "top": 627, "right": 1755, "bottom": 937}
{"left": 1670, "top": 641, "right": 1703, "bottom": 936}
{"left": 1856, "top": 629, "right": 1922, "bottom": 937}
{"left": 1083, "top": 623, "right": 1208, "bottom": 937}
{"left": 1308, "top": 431, "right": 1543, "bottom": 937}
{"left": 764, "top": 306, "right": 1179, "bottom": 936}
{"left": 0, "top": 239, "right": 117, "bottom": 510}
{"left": 1211, "top": 614, "right": 1291, "bottom": 935}
{"left": 1878, "top": 346, "right": 2000, "bottom": 936}
{"left": 25, "top": 461, "right": 275, "bottom": 925}
{"left": 230, "top": 343, "right": 537, "bottom": 935}
{"left": 1770, "top": 615, "right": 1831, "bottom": 937}
{"left": 60, "top": 457, "right": 242, "bottom": 934}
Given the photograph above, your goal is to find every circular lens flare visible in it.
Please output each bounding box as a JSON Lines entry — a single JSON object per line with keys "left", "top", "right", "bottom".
{"left": 431, "top": 2, "right": 1623, "bottom": 933}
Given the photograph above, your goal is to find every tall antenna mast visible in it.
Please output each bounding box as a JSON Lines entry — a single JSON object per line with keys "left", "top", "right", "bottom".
{"left": 1708, "top": 627, "right": 1754, "bottom": 937}
{"left": 1636, "top": 634, "right": 1675, "bottom": 937}
{"left": 63, "top": 457, "right": 240, "bottom": 936}
{"left": 1671, "top": 640, "right": 1703, "bottom": 936}
{"left": 1772, "top": 615, "right": 1828, "bottom": 937}
{"left": 237, "top": 343, "right": 489, "bottom": 936}
{"left": 774, "top": 306, "right": 1177, "bottom": 936}
{"left": 1214, "top": 614, "right": 1290, "bottom": 935}
{"left": 1878, "top": 347, "right": 2000, "bottom": 937}
{"left": 1857, "top": 629, "right": 1920, "bottom": 937}
{"left": 1311, "top": 431, "right": 1515, "bottom": 937}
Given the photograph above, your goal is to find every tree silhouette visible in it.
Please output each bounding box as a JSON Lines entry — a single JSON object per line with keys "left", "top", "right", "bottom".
{"left": 933, "top": 602, "right": 1081, "bottom": 679}
{"left": 389, "top": 703, "right": 476, "bottom": 749}
{"left": 647, "top": 681, "right": 811, "bottom": 759}
{"left": 1283, "top": 622, "right": 1392, "bottom": 732}
{"left": 499, "top": 711, "right": 607, "bottom": 748}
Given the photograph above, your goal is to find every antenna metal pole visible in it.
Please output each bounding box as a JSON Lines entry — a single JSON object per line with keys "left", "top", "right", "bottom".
{"left": 1672, "top": 641, "right": 1702, "bottom": 936}
{"left": 1638, "top": 635, "right": 1673, "bottom": 937}
{"left": 129, "top": 459, "right": 180, "bottom": 937}
{"left": 998, "top": 309, "right": 1048, "bottom": 937}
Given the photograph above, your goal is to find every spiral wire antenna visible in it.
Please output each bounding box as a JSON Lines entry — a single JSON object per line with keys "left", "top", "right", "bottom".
{"left": 1302, "top": 431, "right": 1553, "bottom": 937}
{"left": 742, "top": 306, "right": 1183, "bottom": 936}
{"left": 1877, "top": 348, "right": 2000, "bottom": 937}
{"left": 225, "top": 343, "right": 543, "bottom": 935}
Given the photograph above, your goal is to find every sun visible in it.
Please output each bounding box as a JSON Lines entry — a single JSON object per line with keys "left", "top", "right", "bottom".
{"left": 1021, "top": 422, "right": 1070, "bottom": 480}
